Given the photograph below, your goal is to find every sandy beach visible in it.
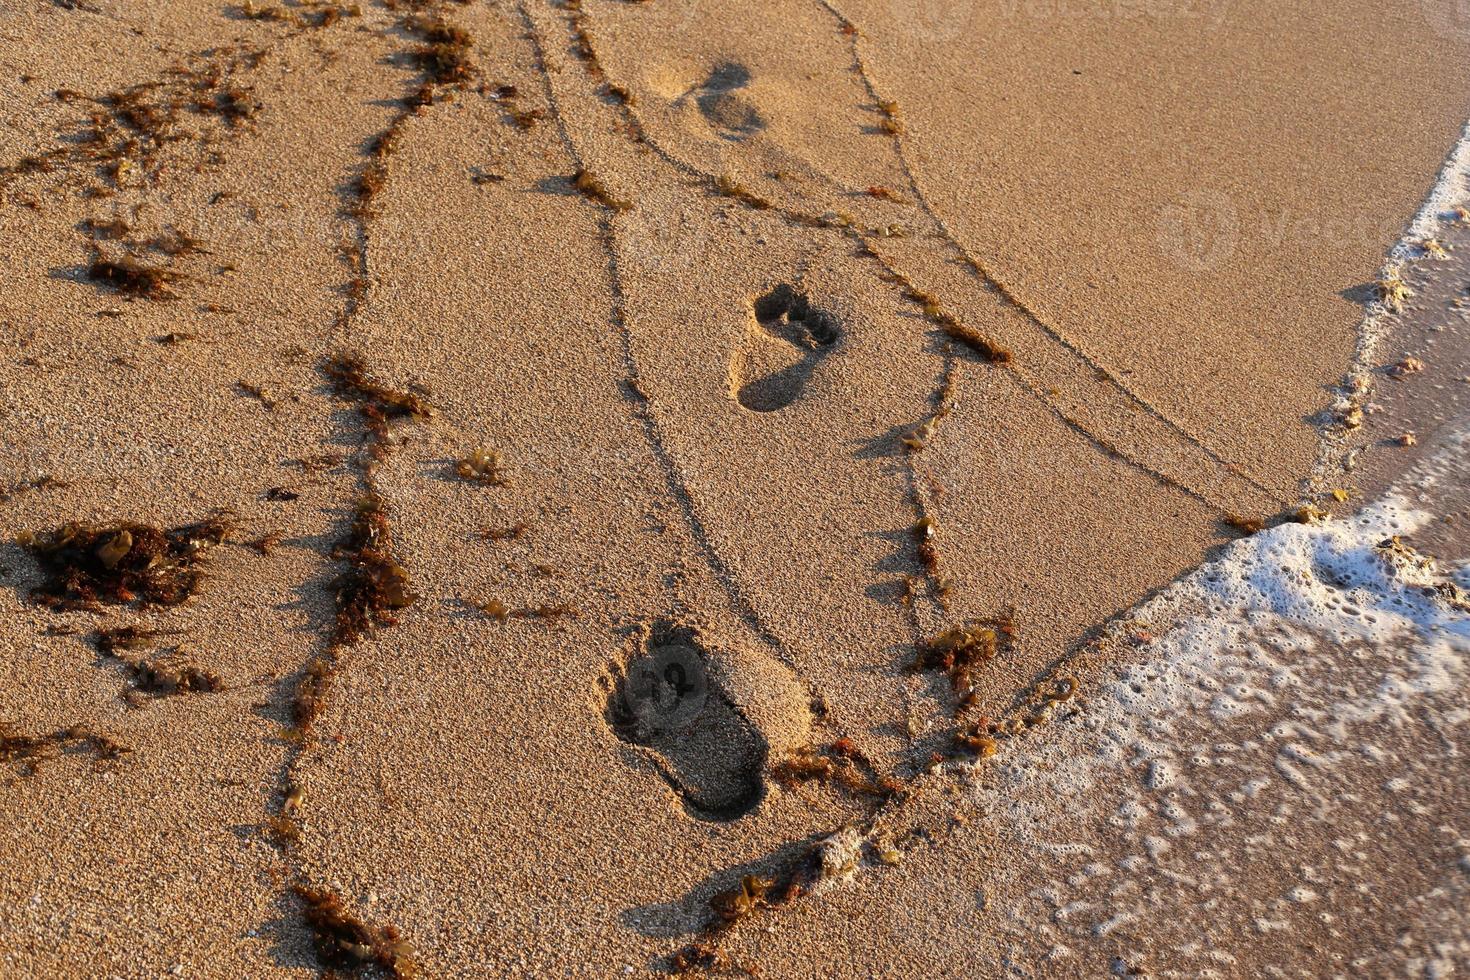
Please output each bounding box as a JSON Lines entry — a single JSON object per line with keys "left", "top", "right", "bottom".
{"left": 0, "top": 0, "right": 1467, "bottom": 976}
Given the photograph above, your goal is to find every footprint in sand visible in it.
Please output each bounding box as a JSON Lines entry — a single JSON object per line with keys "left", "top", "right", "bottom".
{"left": 602, "top": 623, "right": 810, "bottom": 821}
{"left": 731, "top": 284, "right": 842, "bottom": 412}
{"left": 691, "top": 62, "right": 764, "bottom": 142}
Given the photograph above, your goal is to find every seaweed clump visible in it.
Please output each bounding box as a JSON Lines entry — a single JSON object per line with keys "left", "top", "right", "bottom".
{"left": 562, "top": 0, "right": 607, "bottom": 73}
{"left": 323, "top": 354, "right": 436, "bottom": 455}
{"left": 508, "top": 106, "right": 546, "bottom": 130}
{"left": 324, "top": 354, "right": 435, "bottom": 420}
{"left": 712, "top": 173, "right": 772, "bottom": 210}
{"left": 287, "top": 356, "right": 430, "bottom": 734}
{"left": 316, "top": 357, "right": 427, "bottom": 642}
{"left": 2, "top": 46, "right": 267, "bottom": 202}
{"left": 710, "top": 874, "right": 777, "bottom": 925}
{"left": 291, "top": 658, "right": 335, "bottom": 732}
{"left": 87, "top": 255, "right": 183, "bottom": 299}
{"left": 671, "top": 830, "right": 860, "bottom": 972}
{"left": 0, "top": 474, "right": 68, "bottom": 505}
{"left": 17, "top": 515, "right": 230, "bottom": 610}
{"left": 913, "top": 516, "right": 939, "bottom": 574}
{"left": 904, "top": 288, "right": 1010, "bottom": 363}
{"left": 572, "top": 168, "right": 631, "bottom": 211}
{"left": 94, "top": 625, "right": 175, "bottom": 653}
{"left": 883, "top": 272, "right": 1011, "bottom": 364}
{"left": 129, "top": 657, "right": 223, "bottom": 697}
{"left": 207, "top": 86, "right": 261, "bottom": 126}
{"left": 293, "top": 885, "right": 417, "bottom": 979}
{"left": 1, "top": 722, "right": 131, "bottom": 779}
{"left": 93, "top": 629, "right": 222, "bottom": 699}
{"left": 1377, "top": 274, "right": 1413, "bottom": 312}
{"left": 913, "top": 616, "right": 1013, "bottom": 715}
{"left": 240, "top": 1, "right": 360, "bottom": 29}
{"left": 875, "top": 98, "right": 903, "bottom": 135}
{"left": 409, "top": 16, "right": 475, "bottom": 85}
{"left": 938, "top": 318, "right": 1012, "bottom": 364}
{"left": 951, "top": 672, "right": 1080, "bottom": 758}
{"left": 331, "top": 493, "right": 415, "bottom": 645}
{"left": 670, "top": 872, "right": 800, "bottom": 974}
{"left": 770, "top": 738, "right": 903, "bottom": 799}
{"left": 1223, "top": 513, "right": 1265, "bottom": 535}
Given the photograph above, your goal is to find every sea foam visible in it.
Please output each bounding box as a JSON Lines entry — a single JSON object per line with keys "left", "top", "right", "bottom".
{"left": 970, "top": 430, "right": 1470, "bottom": 977}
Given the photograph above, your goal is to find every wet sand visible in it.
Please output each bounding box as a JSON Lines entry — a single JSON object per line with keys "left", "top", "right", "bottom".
{"left": 0, "top": 0, "right": 1467, "bottom": 975}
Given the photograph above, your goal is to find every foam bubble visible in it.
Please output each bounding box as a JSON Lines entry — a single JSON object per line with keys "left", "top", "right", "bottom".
{"left": 964, "top": 433, "right": 1470, "bottom": 973}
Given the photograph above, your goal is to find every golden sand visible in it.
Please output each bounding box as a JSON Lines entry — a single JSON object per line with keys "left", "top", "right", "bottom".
{"left": 0, "top": 0, "right": 1467, "bottom": 974}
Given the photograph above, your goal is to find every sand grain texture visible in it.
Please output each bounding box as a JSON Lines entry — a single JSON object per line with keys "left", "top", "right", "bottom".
{"left": 1, "top": 0, "right": 1467, "bottom": 975}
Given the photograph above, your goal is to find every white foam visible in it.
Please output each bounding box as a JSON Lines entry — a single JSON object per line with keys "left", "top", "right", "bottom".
{"left": 967, "top": 432, "right": 1470, "bottom": 973}
{"left": 1142, "top": 493, "right": 1465, "bottom": 663}
{"left": 1310, "top": 119, "right": 1470, "bottom": 493}
{"left": 1401, "top": 119, "right": 1470, "bottom": 249}
{"left": 951, "top": 118, "right": 1470, "bottom": 973}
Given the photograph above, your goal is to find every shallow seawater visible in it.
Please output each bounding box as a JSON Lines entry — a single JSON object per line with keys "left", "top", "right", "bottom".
{"left": 967, "top": 428, "right": 1470, "bottom": 977}
{"left": 962, "top": 142, "right": 1470, "bottom": 976}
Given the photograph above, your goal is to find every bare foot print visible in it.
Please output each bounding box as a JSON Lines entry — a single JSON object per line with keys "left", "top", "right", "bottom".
{"left": 691, "top": 61, "right": 764, "bottom": 142}
{"left": 731, "top": 284, "right": 841, "bottom": 412}
{"left": 602, "top": 622, "right": 813, "bottom": 821}
{"left": 604, "top": 624, "right": 767, "bottom": 820}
